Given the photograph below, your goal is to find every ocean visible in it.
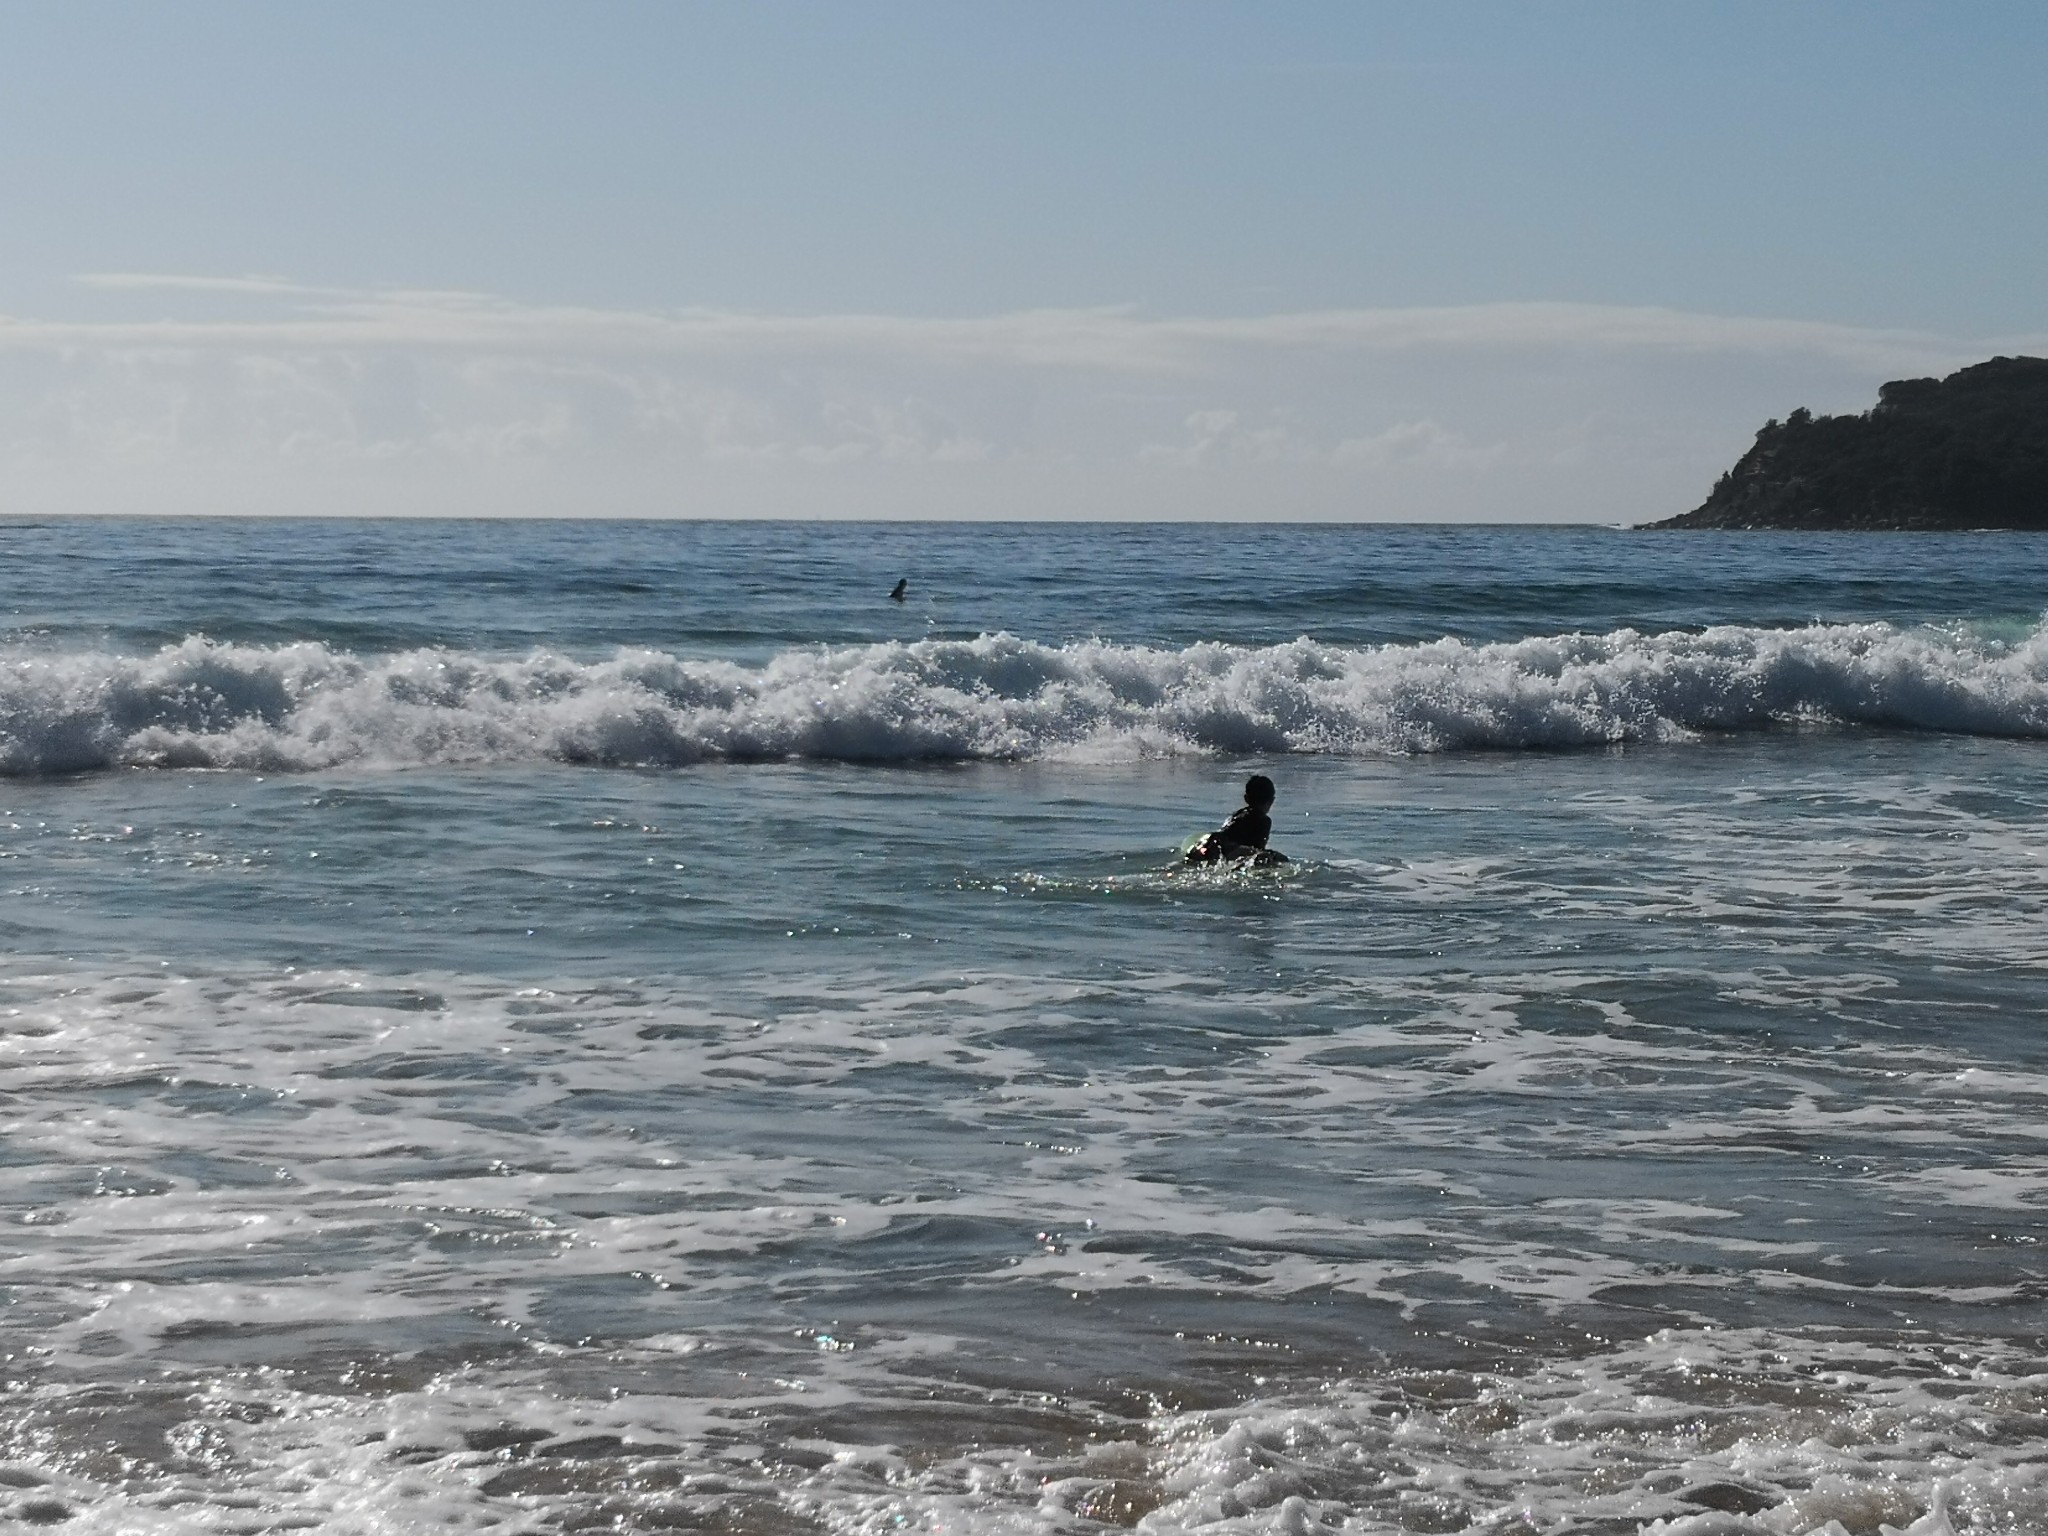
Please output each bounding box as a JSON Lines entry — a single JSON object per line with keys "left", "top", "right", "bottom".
{"left": 3, "top": 518, "right": 2046, "bottom": 1535}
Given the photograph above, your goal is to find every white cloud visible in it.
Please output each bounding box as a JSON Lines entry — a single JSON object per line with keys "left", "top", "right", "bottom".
{"left": 1331, "top": 419, "right": 1498, "bottom": 470}
{"left": 73, "top": 272, "right": 334, "bottom": 298}
{"left": 1140, "top": 410, "right": 1322, "bottom": 467}
{"left": 20, "top": 278, "right": 1999, "bottom": 375}
{"left": 0, "top": 277, "right": 2024, "bottom": 521}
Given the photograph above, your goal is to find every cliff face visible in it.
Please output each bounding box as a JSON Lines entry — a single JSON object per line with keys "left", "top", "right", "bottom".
{"left": 1650, "top": 355, "right": 2048, "bottom": 530}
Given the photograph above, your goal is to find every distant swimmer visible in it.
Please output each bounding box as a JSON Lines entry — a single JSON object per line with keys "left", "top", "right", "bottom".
{"left": 890, "top": 578, "right": 908, "bottom": 602}
{"left": 1185, "top": 774, "right": 1288, "bottom": 866}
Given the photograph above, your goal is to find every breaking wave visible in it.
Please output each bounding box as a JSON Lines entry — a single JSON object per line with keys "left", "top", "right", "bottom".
{"left": 3, "top": 620, "right": 2047, "bottom": 775}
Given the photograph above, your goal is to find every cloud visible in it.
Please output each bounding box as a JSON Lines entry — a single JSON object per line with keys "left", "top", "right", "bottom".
{"left": 0, "top": 277, "right": 2025, "bottom": 520}
{"left": 73, "top": 272, "right": 336, "bottom": 298}
{"left": 25, "top": 276, "right": 2001, "bottom": 374}
{"left": 1137, "top": 410, "right": 1498, "bottom": 470}
{"left": 1140, "top": 409, "right": 1320, "bottom": 467}
{"left": 1332, "top": 419, "right": 1499, "bottom": 470}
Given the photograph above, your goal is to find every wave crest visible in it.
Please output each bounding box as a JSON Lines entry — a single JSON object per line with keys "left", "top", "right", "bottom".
{"left": 2, "top": 622, "right": 2045, "bottom": 775}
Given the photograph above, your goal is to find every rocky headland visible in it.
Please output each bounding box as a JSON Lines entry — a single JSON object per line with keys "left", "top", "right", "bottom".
{"left": 1648, "top": 355, "right": 2048, "bottom": 530}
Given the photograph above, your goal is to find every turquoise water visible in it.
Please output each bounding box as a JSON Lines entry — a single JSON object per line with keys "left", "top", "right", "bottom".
{"left": 3, "top": 520, "right": 2048, "bottom": 1533}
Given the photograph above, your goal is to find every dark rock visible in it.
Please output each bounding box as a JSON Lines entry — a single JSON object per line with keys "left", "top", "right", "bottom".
{"left": 1646, "top": 355, "right": 2048, "bottom": 530}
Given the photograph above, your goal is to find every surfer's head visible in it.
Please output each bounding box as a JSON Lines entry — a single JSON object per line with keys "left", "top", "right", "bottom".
{"left": 1244, "top": 774, "right": 1275, "bottom": 809}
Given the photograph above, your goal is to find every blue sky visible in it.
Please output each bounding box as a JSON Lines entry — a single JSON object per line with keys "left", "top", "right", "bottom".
{"left": 1, "top": 2, "right": 2042, "bottom": 519}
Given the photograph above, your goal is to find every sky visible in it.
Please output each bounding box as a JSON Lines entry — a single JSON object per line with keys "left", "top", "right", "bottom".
{"left": 1, "top": 1, "right": 2043, "bottom": 521}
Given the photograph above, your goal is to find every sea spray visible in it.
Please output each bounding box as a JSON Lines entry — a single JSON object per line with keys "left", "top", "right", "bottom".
{"left": 4, "top": 620, "right": 2048, "bottom": 774}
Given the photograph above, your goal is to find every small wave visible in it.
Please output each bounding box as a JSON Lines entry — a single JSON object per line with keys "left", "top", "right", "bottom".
{"left": 2, "top": 621, "right": 2046, "bottom": 775}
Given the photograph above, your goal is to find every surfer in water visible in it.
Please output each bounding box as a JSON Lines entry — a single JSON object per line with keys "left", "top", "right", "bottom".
{"left": 1186, "top": 774, "right": 1286, "bottom": 865}
{"left": 890, "top": 578, "right": 908, "bottom": 602}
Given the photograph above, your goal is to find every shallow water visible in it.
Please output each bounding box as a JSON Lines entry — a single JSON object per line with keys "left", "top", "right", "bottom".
{"left": 2, "top": 521, "right": 2047, "bottom": 1533}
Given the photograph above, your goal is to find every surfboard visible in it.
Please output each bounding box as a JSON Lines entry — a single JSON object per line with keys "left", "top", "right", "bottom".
{"left": 1181, "top": 834, "right": 1288, "bottom": 866}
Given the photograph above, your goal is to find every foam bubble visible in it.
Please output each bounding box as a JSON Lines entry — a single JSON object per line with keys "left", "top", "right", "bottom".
{"left": 4, "top": 619, "right": 2048, "bottom": 774}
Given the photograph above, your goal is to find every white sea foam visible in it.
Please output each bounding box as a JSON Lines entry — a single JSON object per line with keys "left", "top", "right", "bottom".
{"left": 9, "top": 1327, "right": 2046, "bottom": 1534}
{"left": 4, "top": 619, "right": 2048, "bottom": 774}
{"left": 7, "top": 948, "right": 2048, "bottom": 1530}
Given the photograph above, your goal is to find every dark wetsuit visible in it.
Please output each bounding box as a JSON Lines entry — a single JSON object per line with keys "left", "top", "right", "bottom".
{"left": 1187, "top": 804, "right": 1273, "bottom": 863}
{"left": 1213, "top": 805, "right": 1271, "bottom": 854}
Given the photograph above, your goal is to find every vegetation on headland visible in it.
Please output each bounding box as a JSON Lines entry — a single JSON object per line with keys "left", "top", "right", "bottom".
{"left": 1647, "top": 355, "right": 2048, "bottom": 530}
